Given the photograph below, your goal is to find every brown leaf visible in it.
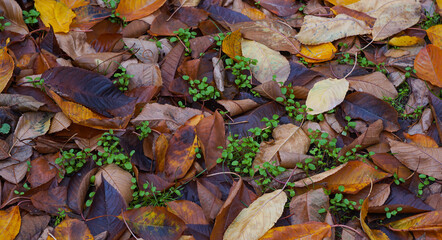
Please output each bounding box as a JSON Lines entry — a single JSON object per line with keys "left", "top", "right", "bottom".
{"left": 388, "top": 210, "right": 442, "bottom": 232}
{"left": 28, "top": 154, "right": 59, "bottom": 188}
{"left": 217, "top": 99, "right": 260, "bottom": 117}
{"left": 360, "top": 196, "right": 389, "bottom": 239}
{"left": 231, "top": 20, "right": 301, "bottom": 54}
{"left": 31, "top": 186, "right": 67, "bottom": 215}
{"left": 196, "top": 111, "right": 226, "bottom": 171}
{"left": 0, "top": 45, "right": 14, "bottom": 93}
{"left": 55, "top": 31, "right": 96, "bottom": 59}
{"left": 389, "top": 140, "right": 442, "bottom": 179}
{"left": 340, "top": 119, "right": 383, "bottom": 155}
{"left": 123, "top": 38, "right": 159, "bottom": 64}
{"left": 197, "top": 180, "right": 223, "bottom": 222}
{"left": 16, "top": 213, "right": 50, "bottom": 240}
{"left": 289, "top": 188, "right": 329, "bottom": 224}
{"left": 115, "top": 0, "right": 167, "bottom": 22}
{"left": 341, "top": 92, "right": 400, "bottom": 132}
{"left": 258, "top": 0, "right": 298, "bottom": 17}
{"left": 95, "top": 164, "right": 134, "bottom": 204}
{"left": 371, "top": 153, "right": 412, "bottom": 180}
{"left": 404, "top": 133, "right": 439, "bottom": 148}
{"left": 254, "top": 124, "right": 310, "bottom": 169}
{"left": 164, "top": 125, "right": 198, "bottom": 181}
{"left": 0, "top": 0, "right": 28, "bottom": 35}
{"left": 348, "top": 72, "right": 398, "bottom": 99}
{"left": 259, "top": 222, "right": 332, "bottom": 240}
{"left": 13, "top": 112, "right": 53, "bottom": 147}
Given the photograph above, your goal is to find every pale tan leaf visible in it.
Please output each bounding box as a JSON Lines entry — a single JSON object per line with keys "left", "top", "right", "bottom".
{"left": 0, "top": 94, "right": 45, "bottom": 112}
{"left": 217, "top": 99, "right": 260, "bottom": 117}
{"left": 123, "top": 38, "right": 159, "bottom": 64}
{"left": 348, "top": 72, "right": 398, "bottom": 99}
{"left": 13, "top": 112, "right": 53, "bottom": 147}
{"left": 295, "top": 14, "right": 371, "bottom": 45}
{"left": 223, "top": 190, "right": 287, "bottom": 240}
{"left": 241, "top": 40, "right": 290, "bottom": 84}
{"left": 254, "top": 124, "right": 310, "bottom": 169}
{"left": 95, "top": 164, "right": 134, "bottom": 204}
{"left": 389, "top": 140, "right": 442, "bottom": 179}
{"left": 0, "top": 0, "right": 29, "bottom": 35}
{"left": 306, "top": 78, "right": 349, "bottom": 115}
{"left": 48, "top": 112, "right": 72, "bottom": 134}
{"left": 55, "top": 32, "right": 97, "bottom": 59}
{"left": 74, "top": 52, "right": 123, "bottom": 76}
{"left": 126, "top": 63, "right": 162, "bottom": 90}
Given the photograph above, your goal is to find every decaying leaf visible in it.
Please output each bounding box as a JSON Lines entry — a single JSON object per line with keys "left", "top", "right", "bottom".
{"left": 0, "top": 45, "right": 14, "bottom": 93}
{"left": 414, "top": 44, "right": 442, "bottom": 87}
{"left": 51, "top": 219, "right": 93, "bottom": 240}
{"left": 0, "top": 206, "right": 21, "bottom": 240}
{"left": 35, "top": 0, "right": 76, "bottom": 33}
{"left": 94, "top": 164, "right": 134, "bottom": 204}
{"left": 259, "top": 222, "right": 332, "bottom": 240}
{"left": 116, "top": 0, "right": 167, "bottom": 22}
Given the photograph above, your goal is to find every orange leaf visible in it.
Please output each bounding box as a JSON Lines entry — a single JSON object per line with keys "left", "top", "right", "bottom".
{"left": 0, "top": 206, "right": 21, "bottom": 240}
{"left": 388, "top": 36, "right": 425, "bottom": 47}
{"left": 35, "top": 0, "right": 76, "bottom": 33}
{"left": 297, "top": 43, "right": 337, "bottom": 63}
{"left": 389, "top": 211, "right": 442, "bottom": 232}
{"left": 427, "top": 24, "right": 442, "bottom": 48}
{"left": 326, "top": 0, "right": 360, "bottom": 5}
{"left": 404, "top": 133, "right": 439, "bottom": 148}
{"left": 414, "top": 44, "right": 442, "bottom": 87}
{"left": 259, "top": 222, "right": 332, "bottom": 240}
{"left": 222, "top": 30, "right": 242, "bottom": 60}
{"left": 50, "top": 219, "right": 93, "bottom": 240}
{"left": 241, "top": 8, "right": 266, "bottom": 21}
{"left": 360, "top": 197, "right": 389, "bottom": 239}
{"left": 115, "top": 0, "right": 167, "bottom": 22}
{"left": 47, "top": 89, "right": 130, "bottom": 130}
{"left": 0, "top": 45, "right": 14, "bottom": 93}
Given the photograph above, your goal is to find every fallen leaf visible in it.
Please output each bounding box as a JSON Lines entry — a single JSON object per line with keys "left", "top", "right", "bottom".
{"left": 348, "top": 72, "right": 398, "bottom": 99}
{"left": 254, "top": 124, "right": 310, "bottom": 169}
{"left": 341, "top": 92, "right": 400, "bottom": 132}
{"left": 13, "top": 112, "right": 53, "bottom": 147}
{"left": 167, "top": 200, "right": 211, "bottom": 239}
{"left": 35, "top": 0, "right": 76, "bottom": 33}
{"left": 60, "top": 0, "right": 89, "bottom": 8}
{"left": 306, "top": 78, "right": 349, "bottom": 115}
{"left": 123, "top": 38, "right": 159, "bottom": 64}
{"left": 0, "top": 206, "right": 21, "bottom": 240}
{"left": 297, "top": 43, "right": 337, "bottom": 63}
{"left": 95, "top": 164, "right": 134, "bottom": 204}
{"left": 119, "top": 206, "right": 186, "bottom": 240}
{"left": 404, "top": 133, "right": 439, "bottom": 148}
{"left": 116, "top": 0, "right": 167, "bottom": 22}
{"left": 48, "top": 112, "right": 72, "bottom": 134}
{"left": 51, "top": 219, "right": 93, "bottom": 240}
{"left": 389, "top": 210, "right": 442, "bottom": 232}
{"left": 196, "top": 112, "right": 226, "bottom": 171}
{"left": 222, "top": 30, "right": 242, "bottom": 60}
{"left": 232, "top": 20, "right": 301, "bottom": 54}
{"left": 295, "top": 15, "right": 371, "bottom": 45}
{"left": 241, "top": 39, "right": 290, "bottom": 84}
{"left": 16, "top": 213, "right": 50, "bottom": 240}
{"left": 371, "top": 153, "right": 412, "bottom": 180}
{"left": 0, "top": 0, "right": 29, "bottom": 35}
{"left": 389, "top": 140, "right": 442, "bottom": 179}
{"left": 257, "top": 0, "right": 298, "bottom": 17}
{"left": 360, "top": 196, "right": 389, "bottom": 239}
{"left": 259, "top": 222, "right": 332, "bottom": 240}
{"left": 388, "top": 36, "right": 425, "bottom": 47}
{"left": 223, "top": 190, "right": 287, "bottom": 240}
{"left": 55, "top": 32, "right": 97, "bottom": 59}
{"left": 289, "top": 188, "right": 329, "bottom": 224}
{"left": 427, "top": 24, "right": 442, "bottom": 48}
{"left": 0, "top": 45, "right": 14, "bottom": 93}
{"left": 241, "top": 8, "right": 266, "bottom": 21}
{"left": 414, "top": 44, "right": 442, "bottom": 87}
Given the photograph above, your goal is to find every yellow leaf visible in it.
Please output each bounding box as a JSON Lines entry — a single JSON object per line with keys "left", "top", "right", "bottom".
{"left": 388, "top": 36, "right": 425, "bottom": 47}
{"left": 35, "top": 0, "right": 76, "bottom": 33}
{"left": 427, "top": 24, "right": 442, "bottom": 49}
{"left": 224, "top": 190, "right": 287, "bottom": 240}
{"left": 0, "top": 45, "right": 14, "bottom": 93}
{"left": 241, "top": 40, "right": 290, "bottom": 84}
{"left": 297, "top": 43, "right": 337, "bottom": 63}
{"left": 0, "top": 206, "right": 21, "bottom": 240}
{"left": 259, "top": 222, "right": 332, "bottom": 240}
{"left": 60, "top": 0, "right": 88, "bottom": 8}
{"left": 222, "top": 30, "right": 242, "bottom": 60}
{"left": 360, "top": 197, "right": 389, "bottom": 239}
{"left": 388, "top": 211, "right": 442, "bottom": 231}
{"left": 306, "top": 78, "right": 349, "bottom": 115}
{"left": 116, "top": 0, "right": 167, "bottom": 22}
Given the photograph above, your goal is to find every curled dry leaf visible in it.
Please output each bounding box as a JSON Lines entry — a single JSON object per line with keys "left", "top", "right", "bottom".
{"left": 360, "top": 196, "right": 389, "bottom": 239}
{"left": 259, "top": 222, "right": 332, "bottom": 240}
{"left": 389, "top": 140, "right": 442, "bottom": 179}
{"left": 0, "top": 45, "right": 14, "bottom": 93}
{"left": 223, "top": 190, "right": 287, "bottom": 240}
{"left": 295, "top": 14, "right": 371, "bottom": 45}
{"left": 306, "top": 78, "right": 349, "bottom": 115}
{"left": 241, "top": 40, "right": 290, "bottom": 84}
{"left": 253, "top": 124, "right": 310, "bottom": 170}
{"left": 0, "top": 0, "right": 29, "bottom": 35}
{"left": 35, "top": 0, "right": 76, "bottom": 33}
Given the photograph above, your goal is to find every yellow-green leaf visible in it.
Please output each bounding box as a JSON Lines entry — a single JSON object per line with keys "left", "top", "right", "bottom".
{"left": 35, "top": 0, "right": 76, "bottom": 33}
{"left": 306, "top": 78, "right": 349, "bottom": 115}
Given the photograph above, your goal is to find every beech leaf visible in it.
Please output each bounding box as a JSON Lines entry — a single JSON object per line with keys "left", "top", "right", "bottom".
{"left": 35, "top": 0, "right": 76, "bottom": 33}
{"left": 306, "top": 78, "right": 349, "bottom": 115}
